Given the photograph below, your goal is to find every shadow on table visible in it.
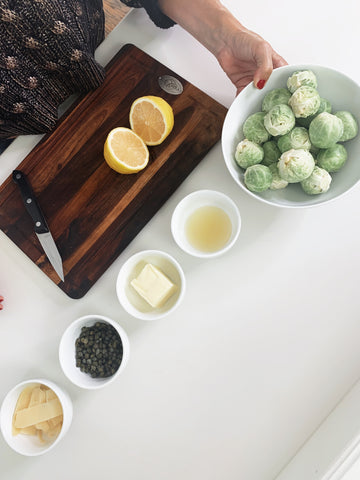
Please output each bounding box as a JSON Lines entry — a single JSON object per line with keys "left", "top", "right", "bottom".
{"left": 0, "top": 138, "right": 13, "bottom": 154}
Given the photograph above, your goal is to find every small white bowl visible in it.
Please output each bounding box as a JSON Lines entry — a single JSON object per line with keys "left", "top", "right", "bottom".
{"left": 171, "top": 189, "right": 241, "bottom": 258}
{"left": 59, "top": 315, "right": 130, "bottom": 390}
{"left": 222, "top": 64, "right": 360, "bottom": 208}
{"left": 116, "top": 250, "right": 186, "bottom": 320}
{"left": 0, "top": 378, "right": 72, "bottom": 456}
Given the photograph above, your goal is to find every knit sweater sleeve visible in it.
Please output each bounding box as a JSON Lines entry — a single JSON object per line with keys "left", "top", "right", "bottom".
{"left": 120, "top": 1, "right": 176, "bottom": 29}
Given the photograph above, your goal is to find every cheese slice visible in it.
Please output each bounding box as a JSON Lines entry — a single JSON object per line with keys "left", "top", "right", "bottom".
{"left": 131, "top": 263, "right": 177, "bottom": 308}
{"left": 14, "top": 398, "right": 63, "bottom": 429}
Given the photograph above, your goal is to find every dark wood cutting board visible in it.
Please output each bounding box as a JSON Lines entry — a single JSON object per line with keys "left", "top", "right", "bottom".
{"left": 0, "top": 44, "right": 227, "bottom": 298}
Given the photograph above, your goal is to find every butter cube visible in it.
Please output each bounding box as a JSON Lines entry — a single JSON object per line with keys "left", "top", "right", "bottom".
{"left": 130, "top": 263, "right": 177, "bottom": 308}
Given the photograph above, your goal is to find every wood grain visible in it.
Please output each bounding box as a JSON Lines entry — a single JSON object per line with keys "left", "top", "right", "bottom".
{"left": 0, "top": 45, "right": 227, "bottom": 298}
{"left": 104, "top": 1, "right": 130, "bottom": 36}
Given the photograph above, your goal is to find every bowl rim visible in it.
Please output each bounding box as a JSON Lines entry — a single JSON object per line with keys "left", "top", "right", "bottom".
{"left": 116, "top": 249, "right": 186, "bottom": 321}
{"left": 221, "top": 63, "right": 360, "bottom": 209}
{"left": 58, "top": 314, "right": 130, "bottom": 389}
{"left": 0, "top": 377, "right": 73, "bottom": 456}
{"left": 170, "top": 189, "right": 241, "bottom": 258}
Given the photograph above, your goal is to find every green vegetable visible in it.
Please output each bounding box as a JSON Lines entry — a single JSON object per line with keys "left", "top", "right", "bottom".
{"left": 278, "top": 148, "right": 315, "bottom": 183}
{"left": 277, "top": 126, "right": 311, "bottom": 153}
{"left": 244, "top": 164, "right": 272, "bottom": 192}
{"left": 288, "top": 86, "right": 321, "bottom": 118}
{"left": 262, "top": 88, "right": 291, "bottom": 112}
{"left": 301, "top": 166, "right": 332, "bottom": 194}
{"left": 262, "top": 140, "right": 281, "bottom": 166}
{"left": 316, "top": 144, "right": 347, "bottom": 172}
{"left": 334, "top": 111, "right": 358, "bottom": 141}
{"left": 309, "top": 112, "right": 344, "bottom": 148}
{"left": 287, "top": 70, "right": 317, "bottom": 93}
{"left": 297, "top": 98, "right": 332, "bottom": 128}
{"left": 235, "top": 139, "right": 264, "bottom": 168}
{"left": 243, "top": 112, "right": 270, "bottom": 144}
{"left": 269, "top": 163, "right": 288, "bottom": 190}
{"left": 264, "top": 104, "right": 295, "bottom": 136}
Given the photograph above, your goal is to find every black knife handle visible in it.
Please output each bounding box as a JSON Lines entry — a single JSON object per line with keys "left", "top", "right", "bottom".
{"left": 12, "top": 170, "right": 49, "bottom": 235}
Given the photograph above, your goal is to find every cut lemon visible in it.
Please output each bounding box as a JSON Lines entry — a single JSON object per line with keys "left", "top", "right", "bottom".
{"left": 129, "top": 96, "right": 174, "bottom": 146}
{"left": 104, "top": 127, "right": 149, "bottom": 174}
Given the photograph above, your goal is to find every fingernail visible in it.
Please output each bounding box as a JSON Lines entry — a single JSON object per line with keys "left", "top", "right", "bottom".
{"left": 257, "top": 79, "right": 266, "bottom": 89}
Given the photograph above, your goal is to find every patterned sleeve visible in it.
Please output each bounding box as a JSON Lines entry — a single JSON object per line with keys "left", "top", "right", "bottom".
{"left": 120, "top": 1, "right": 176, "bottom": 29}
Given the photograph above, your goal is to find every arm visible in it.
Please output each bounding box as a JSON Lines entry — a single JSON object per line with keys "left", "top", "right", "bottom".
{"left": 157, "top": 0, "right": 287, "bottom": 94}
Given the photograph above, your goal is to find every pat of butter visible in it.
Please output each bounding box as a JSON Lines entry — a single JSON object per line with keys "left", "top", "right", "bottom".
{"left": 131, "top": 263, "right": 177, "bottom": 308}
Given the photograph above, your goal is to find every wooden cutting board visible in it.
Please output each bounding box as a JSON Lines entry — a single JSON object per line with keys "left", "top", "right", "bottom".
{"left": 0, "top": 44, "right": 227, "bottom": 298}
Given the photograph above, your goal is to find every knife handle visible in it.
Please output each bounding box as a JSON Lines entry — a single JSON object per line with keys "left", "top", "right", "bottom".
{"left": 12, "top": 170, "right": 49, "bottom": 235}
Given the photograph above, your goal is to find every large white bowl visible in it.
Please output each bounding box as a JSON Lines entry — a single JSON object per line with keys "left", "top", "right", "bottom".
{"left": 59, "top": 315, "right": 130, "bottom": 390}
{"left": 0, "top": 378, "right": 72, "bottom": 456}
{"left": 222, "top": 64, "right": 360, "bottom": 208}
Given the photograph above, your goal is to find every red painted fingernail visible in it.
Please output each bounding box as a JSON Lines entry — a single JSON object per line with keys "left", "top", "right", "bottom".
{"left": 257, "top": 79, "right": 266, "bottom": 89}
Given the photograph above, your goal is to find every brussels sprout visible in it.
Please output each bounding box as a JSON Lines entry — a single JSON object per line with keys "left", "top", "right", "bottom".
{"left": 262, "top": 88, "right": 292, "bottom": 112}
{"left": 288, "top": 86, "right": 321, "bottom": 118}
{"left": 235, "top": 139, "right": 264, "bottom": 168}
{"left": 243, "top": 112, "right": 270, "bottom": 144}
{"left": 297, "top": 98, "right": 332, "bottom": 128}
{"left": 301, "top": 166, "right": 332, "bottom": 195}
{"left": 309, "top": 112, "right": 344, "bottom": 148}
{"left": 316, "top": 144, "right": 347, "bottom": 172}
{"left": 264, "top": 104, "right": 295, "bottom": 136}
{"left": 277, "top": 148, "right": 315, "bottom": 183}
{"left": 277, "top": 127, "right": 311, "bottom": 153}
{"left": 268, "top": 163, "right": 288, "bottom": 190}
{"left": 262, "top": 140, "right": 281, "bottom": 166}
{"left": 334, "top": 111, "right": 358, "bottom": 141}
{"left": 244, "top": 164, "right": 272, "bottom": 192}
{"left": 287, "top": 70, "right": 317, "bottom": 93}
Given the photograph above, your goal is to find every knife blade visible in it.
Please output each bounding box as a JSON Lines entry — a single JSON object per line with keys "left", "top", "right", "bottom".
{"left": 12, "top": 170, "right": 64, "bottom": 282}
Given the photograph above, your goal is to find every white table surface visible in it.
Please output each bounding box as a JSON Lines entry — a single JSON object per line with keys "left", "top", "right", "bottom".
{"left": 1, "top": 2, "right": 360, "bottom": 479}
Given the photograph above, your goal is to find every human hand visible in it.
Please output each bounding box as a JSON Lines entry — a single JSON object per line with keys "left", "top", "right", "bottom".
{"left": 216, "top": 27, "right": 287, "bottom": 95}
{"left": 157, "top": 0, "right": 287, "bottom": 96}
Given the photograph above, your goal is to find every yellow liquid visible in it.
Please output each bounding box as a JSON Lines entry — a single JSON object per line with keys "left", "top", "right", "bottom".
{"left": 185, "top": 206, "right": 232, "bottom": 252}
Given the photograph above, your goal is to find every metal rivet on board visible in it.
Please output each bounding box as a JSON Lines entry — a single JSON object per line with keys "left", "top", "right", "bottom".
{"left": 158, "top": 75, "right": 183, "bottom": 95}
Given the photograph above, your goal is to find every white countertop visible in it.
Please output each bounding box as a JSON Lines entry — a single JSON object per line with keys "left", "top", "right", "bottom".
{"left": 1, "top": 2, "right": 360, "bottom": 479}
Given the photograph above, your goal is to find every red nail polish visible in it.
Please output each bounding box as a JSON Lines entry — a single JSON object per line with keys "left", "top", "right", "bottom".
{"left": 257, "top": 79, "right": 266, "bottom": 89}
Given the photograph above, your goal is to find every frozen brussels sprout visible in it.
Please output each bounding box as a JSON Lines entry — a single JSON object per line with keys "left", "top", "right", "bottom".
{"left": 301, "top": 166, "right": 332, "bottom": 195}
{"left": 309, "top": 112, "right": 344, "bottom": 148}
{"left": 243, "top": 112, "right": 270, "bottom": 144}
{"left": 316, "top": 144, "right": 347, "bottom": 172}
{"left": 262, "top": 88, "right": 292, "bottom": 112}
{"left": 277, "top": 127, "right": 311, "bottom": 153}
{"left": 288, "top": 86, "right": 321, "bottom": 118}
{"left": 334, "top": 111, "right": 358, "bottom": 141}
{"left": 277, "top": 148, "right": 315, "bottom": 183}
{"left": 297, "top": 98, "right": 332, "bottom": 128}
{"left": 263, "top": 104, "right": 295, "bottom": 136}
{"left": 244, "top": 164, "right": 272, "bottom": 192}
{"left": 262, "top": 140, "right": 281, "bottom": 166}
{"left": 235, "top": 139, "right": 264, "bottom": 168}
{"left": 268, "top": 163, "right": 288, "bottom": 190}
{"left": 287, "top": 70, "right": 317, "bottom": 93}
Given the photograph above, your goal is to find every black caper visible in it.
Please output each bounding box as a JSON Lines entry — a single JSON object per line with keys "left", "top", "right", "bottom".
{"left": 74, "top": 322, "right": 123, "bottom": 378}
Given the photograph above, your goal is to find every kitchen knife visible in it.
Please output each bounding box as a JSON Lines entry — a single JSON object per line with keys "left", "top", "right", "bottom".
{"left": 12, "top": 170, "right": 64, "bottom": 282}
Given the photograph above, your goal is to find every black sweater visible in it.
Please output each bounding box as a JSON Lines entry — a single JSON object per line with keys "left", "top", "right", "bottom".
{"left": 0, "top": 0, "right": 174, "bottom": 138}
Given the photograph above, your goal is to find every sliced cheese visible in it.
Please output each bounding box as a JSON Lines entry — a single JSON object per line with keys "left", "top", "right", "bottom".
{"left": 130, "top": 263, "right": 177, "bottom": 308}
{"left": 14, "top": 398, "right": 63, "bottom": 429}
{"left": 29, "top": 385, "right": 45, "bottom": 406}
